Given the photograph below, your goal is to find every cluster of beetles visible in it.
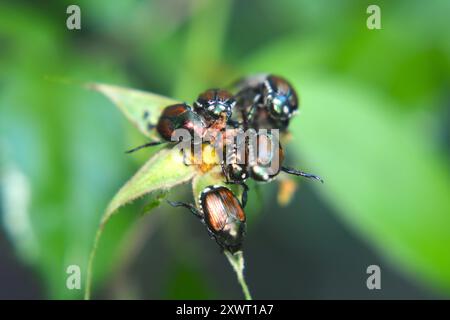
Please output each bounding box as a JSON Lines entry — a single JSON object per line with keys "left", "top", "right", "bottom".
{"left": 128, "top": 74, "right": 322, "bottom": 254}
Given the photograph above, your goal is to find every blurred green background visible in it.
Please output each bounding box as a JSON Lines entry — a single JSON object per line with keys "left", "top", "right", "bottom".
{"left": 0, "top": 0, "right": 449, "bottom": 299}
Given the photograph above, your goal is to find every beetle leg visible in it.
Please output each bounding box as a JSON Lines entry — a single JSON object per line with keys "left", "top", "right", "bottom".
{"left": 281, "top": 166, "right": 324, "bottom": 183}
{"left": 167, "top": 200, "right": 203, "bottom": 219}
{"left": 205, "top": 226, "right": 216, "bottom": 239}
{"left": 245, "top": 102, "right": 260, "bottom": 130}
{"left": 240, "top": 182, "right": 249, "bottom": 208}
{"left": 241, "top": 107, "right": 249, "bottom": 131}
{"left": 225, "top": 180, "right": 249, "bottom": 208}
{"left": 125, "top": 141, "right": 165, "bottom": 153}
{"left": 242, "top": 101, "right": 258, "bottom": 131}
{"left": 221, "top": 162, "right": 231, "bottom": 183}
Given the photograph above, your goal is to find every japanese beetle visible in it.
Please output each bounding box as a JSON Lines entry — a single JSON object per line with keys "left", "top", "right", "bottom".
{"left": 222, "top": 131, "right": 282, "bottom": 183}
{"left": 126, "top": 103, "right": 206, "bottom": 153}
{"left": 156, "top": 103, "right": 205, "bottom": 141}
{"left": 222, "top": 131, "right": 322, "bottom": 184}
{"left": 234, "top": 74, "right": 299, "bottom": 131}
{"left": 194, "top": 89, "right": 236, "bottom": 126}
{"left": 168, "top": 185, "right": 246, "bottom": 253}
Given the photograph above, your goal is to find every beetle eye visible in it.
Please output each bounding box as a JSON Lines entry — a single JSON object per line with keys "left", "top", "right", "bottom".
{"left": 268, "top": 95, "right": 286, "bottom": 115}
{"left": 209, "top": 102, "right": 233, "bottom": 119}
{"left": 204, "top": 103, "right": 219, "bottom": 117}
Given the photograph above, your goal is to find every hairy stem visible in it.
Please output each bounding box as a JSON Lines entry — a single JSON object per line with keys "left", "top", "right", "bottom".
{"left": 84, "top": 216, "right": 109, "bottom": 300}
{"left": 224, "top": 250, "right": 252, "bottom": 300}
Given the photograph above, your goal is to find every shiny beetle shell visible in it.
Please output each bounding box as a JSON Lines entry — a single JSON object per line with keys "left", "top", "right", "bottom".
{"left": 157, "top": 103, "right": 205, "bottom": 142}
{"left": 233, "top": 74, "right": 299, "bottom": 131}
{"left": 199, "top": 185, "right": 246, "bottom": 253}
{"left": 262, "top": 75, "right": 298, "bottom": 121}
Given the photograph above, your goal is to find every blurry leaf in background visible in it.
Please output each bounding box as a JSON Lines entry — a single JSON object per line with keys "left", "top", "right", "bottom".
{"left": 0, "top": 4, "right": 138, "bottom": 298}
{"left": 294, "top": 75, "right": 450, "bottom": 293}
{"left": 173, "top": 0, "right": 234, "bottom": 99}
{"left": 0, "top": 152, "right": 37, "bottom": 264}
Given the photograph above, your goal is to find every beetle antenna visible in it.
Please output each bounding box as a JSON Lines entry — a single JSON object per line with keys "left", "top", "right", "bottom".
{"left": 281, "top": 166, "right": 324, "bottom": 183}
{"left": 125, "top": 141, "right": 165, "bottom": 153}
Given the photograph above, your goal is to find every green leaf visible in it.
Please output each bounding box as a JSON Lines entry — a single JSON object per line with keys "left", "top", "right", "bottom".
{"left": 88, "top": 82, "right": 181, "bottom": 138}
{"left": 141, "top": 189, "right": 170, "bottom": 216}
{"left": 106, "top": 147, "right": 195, "bottom": 217}
{"left": 85, "top": 147, "right": 196, "bottom": 299}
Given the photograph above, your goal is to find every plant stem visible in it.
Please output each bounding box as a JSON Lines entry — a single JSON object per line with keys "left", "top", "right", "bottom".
{"left": 84, "top": 217, "right": 108, "bottom": 300}
{"left": 224, "top": 250, "right": 252, "bottom": 300}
